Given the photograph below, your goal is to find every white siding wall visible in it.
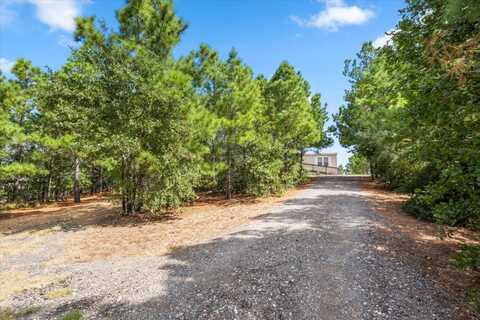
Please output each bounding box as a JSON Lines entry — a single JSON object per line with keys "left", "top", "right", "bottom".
{"left": 302, "top": 153, "right": 338, "bottom": 175}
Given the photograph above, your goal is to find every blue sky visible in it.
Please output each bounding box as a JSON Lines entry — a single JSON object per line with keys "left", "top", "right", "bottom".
{"left": 0, "top": 0, "right": 405, "bottom": 166}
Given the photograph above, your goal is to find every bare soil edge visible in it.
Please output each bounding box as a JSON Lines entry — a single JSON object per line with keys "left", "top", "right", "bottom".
{"left": 361, "top": 181, "right": 480, "bottom": 320}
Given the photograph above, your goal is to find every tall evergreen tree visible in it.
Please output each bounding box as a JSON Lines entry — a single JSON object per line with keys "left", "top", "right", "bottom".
{"left": 335, "top": 0, "right": 480, "bottom": 229}
{"left": 265, "top": 62, "right": 330, "bottom": 186}
{"left": 1, "top": 0, "right": 331, "bottom": 213}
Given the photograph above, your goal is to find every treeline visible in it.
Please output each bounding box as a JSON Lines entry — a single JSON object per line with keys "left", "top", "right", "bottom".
{"left": 344, "top": 154, "right": 370, "bottom": 175}
{"left": 335, "top": 0, "right": 480, "bottom": 229}
{"left": 0, "top": 0, "right": 330, "bottom": 214}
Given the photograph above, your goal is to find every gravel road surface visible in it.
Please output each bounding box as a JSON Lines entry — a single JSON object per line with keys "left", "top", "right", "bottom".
{"left": 10, "top": 177, "right": 465, "bottom": 319}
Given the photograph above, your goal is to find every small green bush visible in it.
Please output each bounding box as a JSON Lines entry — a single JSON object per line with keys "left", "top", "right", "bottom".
{"left": 60, "top": 310, "right": 83, "bottom": 320}
{"left": 452, "top": 245, "right": 480, "bottom": 270}
{"left": 403, "top": 170, "right": 480, "bottom": 230}
{"left": 403, "top": 194, "right": 435, "bottom": 222}
{"left": 466, "top": 288, "right": 480, "bottom": 314}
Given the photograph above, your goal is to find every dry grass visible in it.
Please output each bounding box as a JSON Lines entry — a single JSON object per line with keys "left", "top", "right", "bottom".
{"left": 361, "top": 181, "right": 480, "bottom": 316}
{"left": 0, "top": 228, "right": 56, "bottom": 260}
{"left": 0, "top": 196, "right": 115, "bottom": 236}
{"left": 0, "top": 305, "right": 41, "bottom": 319}
{"left": 1, "top": 187, "right": 304, "bottom": 266}
{"left": 1, "top": 191, "right": 311, "bottom": 301}
{"left": 0, "top": 271, "right": 65, "bottom": 302}
{"left": 0, "top": 309, "right": 14, "bottom": 320}
{"left": 46, "top": 287, "right": 72, "bottom": 300}
{"left": 56, "top": 188, "right": 303, "bottom": 263}
{"left": 0, "top": 187, "right": 305, "bottom": 301}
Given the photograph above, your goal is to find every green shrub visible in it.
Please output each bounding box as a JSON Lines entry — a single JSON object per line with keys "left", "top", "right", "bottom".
{"left": 60, "top": 310, "right": 83, "bottom": 320}
{"left": 452, "top": 245, "right": 480, "bottom": 270}
{"left": 403, "top": 194, "right": 435, "bottom": 222}
{"left": 403, "top": 166, "right": 480, "bottom": 230}
{"left": 466, "top": 288, "right": 480, "bottom": 314}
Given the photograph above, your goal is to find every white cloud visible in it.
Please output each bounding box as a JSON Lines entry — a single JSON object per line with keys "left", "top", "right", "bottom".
{"left": 30, "top": 0, "right": 80, "bottom": 32}
{"left": 0, "top": 0, "right": 82, "bottom": 32}
{"left": 291, "top": 0, "right": 374, "bottom": 31}
{"left": 0, "top": 58, "right": 14, "bottom": 73}
{"left": 372, "top": 29, "right": 395, "bottom": 48}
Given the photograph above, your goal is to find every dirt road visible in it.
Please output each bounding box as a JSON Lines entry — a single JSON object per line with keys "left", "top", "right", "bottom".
{"left": 0, "top": 177, "right": 470, "bottom": 319}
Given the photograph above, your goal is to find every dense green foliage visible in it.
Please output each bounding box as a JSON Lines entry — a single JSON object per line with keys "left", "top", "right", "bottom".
{"left": 453, "top": 245, "right": 480, "bottom": 270}
{"left": 0, "top": 0, "right": 329, "bottom": 214}
{"left": 335, "top": 0, "right": 480, "bottom": 230}
{"left": 345, "top": 154, "right": 370, "bottom": 175}
{"left": 60, "top": 310, "right": 83, "bottom": 320}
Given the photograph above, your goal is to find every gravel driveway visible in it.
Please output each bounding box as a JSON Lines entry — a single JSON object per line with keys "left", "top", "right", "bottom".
{"left": 6, "top": 177, "right": 466, "bottom": 319}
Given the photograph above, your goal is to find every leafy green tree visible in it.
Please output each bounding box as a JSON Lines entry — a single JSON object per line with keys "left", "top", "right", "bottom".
{"left": 68, "top": 0, "right": 197, "bottom": 214}
{"left": 0, "top": 60, "right": 49, "bottom": 204}
{"left": 184, "top": 45, "right": 270, "bottom": 198}
{"left": 38, "top": 56, "right": 101, "bottom": 203}
{"left": 345, "top": 154, "right": 370, "bottom": 175}
{"left": 335, "top": 0, "right": 480, "bottom": 229}
{"left": 265, "top": 62, "right": 330, "bottom": 187}
{"left": 0, "top": 0, "right": 331, "bottom": 213}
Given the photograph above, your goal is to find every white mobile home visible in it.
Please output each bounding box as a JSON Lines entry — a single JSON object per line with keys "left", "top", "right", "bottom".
{"left": 302, "top": 150, "right": 338, "bottom": 175}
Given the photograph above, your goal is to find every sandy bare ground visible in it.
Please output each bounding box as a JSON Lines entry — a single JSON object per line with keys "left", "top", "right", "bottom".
{"left": 0, "top": 188, "right": 304, "bottom": 307}
{"left": 0, "top": 177, "right": 479, "bottom": 319}
{"left": 361, "top": 181, "right": 480, "bottom": 305}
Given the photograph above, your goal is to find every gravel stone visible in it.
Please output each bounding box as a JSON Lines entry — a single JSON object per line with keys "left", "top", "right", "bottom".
{"left": 2, "top": 177, "right": 467, "bottom": 319}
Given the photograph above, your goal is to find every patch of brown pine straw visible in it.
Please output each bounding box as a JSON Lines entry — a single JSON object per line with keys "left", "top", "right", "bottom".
{"left": 361, "top": 180, "right": 480, "bottom": 319}
{"left": 1, "top": 187, "right": 305, "bottom": 267}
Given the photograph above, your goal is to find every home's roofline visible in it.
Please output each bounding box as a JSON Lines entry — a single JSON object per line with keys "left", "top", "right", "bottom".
{"left": 304, "top": 152, "right": 337, "bottom": 156}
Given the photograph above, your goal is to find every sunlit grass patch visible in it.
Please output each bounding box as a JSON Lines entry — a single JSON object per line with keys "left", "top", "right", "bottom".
{"left": 46, "top": 287, "right": 72, "bottom": 299}
{"left": 0, "top": 271, "right": 64, "bottom": 301}
{"left": 0, "top": 308, "right": 14, "bottom": 320}
{"left": 0, "top": 305, "right": 41, "bottom": 320}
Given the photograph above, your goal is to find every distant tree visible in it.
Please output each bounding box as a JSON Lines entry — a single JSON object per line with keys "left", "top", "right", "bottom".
{"left": 71, "top": 0, "right": 197, "bottom": 214}
{"left": 0, "top": 60, "right": 49, "bottom": 204}
{"left": 345, "top": 155, "right": 370, "bottom": 175}
{"left": 335, "top": 0, "right": 480, "bottom": 230}
{"left": 264, "top": 62, "right": 330, "bottom": 187}
{"left": 0, "top": 0, "right": 332, "bottom": 213}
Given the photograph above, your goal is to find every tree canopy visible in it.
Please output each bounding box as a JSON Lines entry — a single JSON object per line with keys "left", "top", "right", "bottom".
{"left": 335, "top": 0, "right": 480, "bottom": 229}
{"left": 0, "top": 0, "right": 330, "bottom": 214}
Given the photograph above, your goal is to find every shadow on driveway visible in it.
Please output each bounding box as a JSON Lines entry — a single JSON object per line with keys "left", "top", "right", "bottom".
{"left": 47, "top": 179, "right": 465, "bottom": 320}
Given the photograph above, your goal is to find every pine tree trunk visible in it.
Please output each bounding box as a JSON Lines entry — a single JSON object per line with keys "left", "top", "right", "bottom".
{"left": 226, "top": 167, "right": 232, "bottom": 200}
{"left": 73, "top": 157, "right": 81, "bottom": 203}
{"left": 90, "top": 166, "right": 95, "bottom": 195}
{"left": 42, "top": 173, "right": 51, "bottom": 202}
{"left": 46, "top": 174, "right": 51, "bottom": 202}
{"left": 300, "top": 149, "right": 305, "bottom": 174}
{"left": 12, "top": 181, "right": 19, "bottom": 203}
{"left": 131, "top": 169, "right": 137, "bottom": 214}
{"left": 121, "top": 158, "right": 126, "bottom": 214}
{"left": 226, "top": 145, "right": 232, "bottom": 200}
{"left": 99, "top": 167, "right": 103, "bottom": 194}
{"left": 369, "top": 161, "right": 374, "bottom": 180}
{"left": 135, "top": 171, "right": 144, "bottom": 212}
{"left": 121, "top": 156, "right": 136, "bottom": 215}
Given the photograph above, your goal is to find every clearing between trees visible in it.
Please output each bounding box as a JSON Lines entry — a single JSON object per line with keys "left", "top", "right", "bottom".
{"left": 1, "top": 177, "right": 479, "bottom": 319}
